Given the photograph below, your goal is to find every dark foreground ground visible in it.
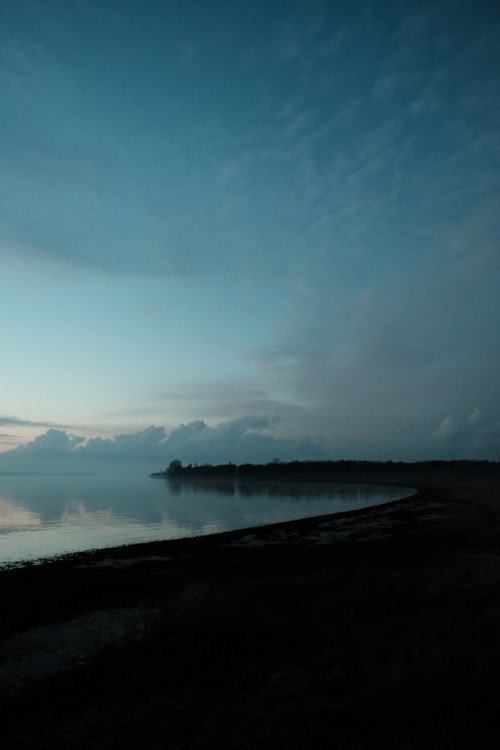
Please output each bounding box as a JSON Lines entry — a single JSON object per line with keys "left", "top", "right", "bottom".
{"left": 1, "top": 471, "right": 500, "bottom": 748}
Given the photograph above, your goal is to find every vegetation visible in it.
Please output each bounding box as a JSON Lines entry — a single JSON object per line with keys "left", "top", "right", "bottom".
{"left": 153, "top": 457, "right": 499, "bottom": 478}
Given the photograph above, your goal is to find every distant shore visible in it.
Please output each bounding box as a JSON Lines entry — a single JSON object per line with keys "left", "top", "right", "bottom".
{"left": 151, "top": 457, "right": 500, "bottom": 480}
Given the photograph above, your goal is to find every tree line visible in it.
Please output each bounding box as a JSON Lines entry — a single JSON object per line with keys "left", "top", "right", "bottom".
{"left": 150, "top": 458, "right": 499, "bottom": 479}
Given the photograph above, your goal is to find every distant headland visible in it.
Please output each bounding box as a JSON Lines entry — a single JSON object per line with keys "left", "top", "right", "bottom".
{"left": 151, "top": 458, "right": 499, "bottom": 479}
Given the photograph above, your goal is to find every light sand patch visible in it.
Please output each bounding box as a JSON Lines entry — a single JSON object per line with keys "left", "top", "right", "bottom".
{"left": 307, "top": 518, "right": 395, "bottom": 543}
{"left": 227, "top": 534, "right": 270, "bottom": 547}
{"left": 0, "top": 605, "right": 163, "bottom": 695}
{"left": 76, "top": 555, "right": 173, "bottom": 570}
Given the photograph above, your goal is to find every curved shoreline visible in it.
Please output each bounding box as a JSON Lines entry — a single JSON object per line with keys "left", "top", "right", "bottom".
{"left": 0, "top": 479, "right": 417, "bottom": 570}
{"left": 2, "top": 473, "right": 500, "bottom": 748}
{"left": 0, "top": 482, "right": 449, "bottom": 635}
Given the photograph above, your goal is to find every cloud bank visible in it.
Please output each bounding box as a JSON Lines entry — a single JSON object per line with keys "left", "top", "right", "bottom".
{"left": 0, "top": 417, "right": 325, "bottom": 474}
{"left": 0, "top": 406, "right": 498, "bottom": 476}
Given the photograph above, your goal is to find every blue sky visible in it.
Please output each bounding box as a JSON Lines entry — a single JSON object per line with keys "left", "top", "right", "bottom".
{"left": 1, "top": 0, "right": 499, "bottom": 470}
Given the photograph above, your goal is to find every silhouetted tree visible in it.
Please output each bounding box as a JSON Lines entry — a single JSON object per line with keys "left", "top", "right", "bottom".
{"left": 166, "top": 459, "right": 183, "bottom": 476}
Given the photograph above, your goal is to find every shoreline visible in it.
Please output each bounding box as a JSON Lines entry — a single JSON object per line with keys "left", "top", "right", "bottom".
{"left": 0, "top": 474, "right": 478, "bottom": 635}
{"left": 0, "top": 476, "right": 418, "bottom": 571}
{"left": 2, "top": 471, "right": 500, "bottom": 748}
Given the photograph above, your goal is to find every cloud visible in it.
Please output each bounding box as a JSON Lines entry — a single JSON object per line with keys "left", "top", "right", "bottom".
{"left": 79, "top": 426, "right": 168, "bottom": 460}
{"left": 247, "top": 236, "right": 500, "bottom": 461}
{"left": 429, "top": 409, "right": 500, "bottom": 459}
{"left": 157, "top": 416, "right": 324, "bottom": 466}
{"left": 0, "top": 416, "right": 66, "bottom": 428}
{"left": 0, "top": 418, "right": 325, "bottom": 474}
{"left": 430, "top": 416, "right": 458, "bottom": 441}
{"left": 2, "top": 0, "right": 496, "bottom": 295}
{"left": 0, "top": 416, "right": 67, "bottom": 452}
{"left": 13, "top": 429, "right": 85, "bottom": 457}
{"left": 0, "top": 417, "right": 70, "bottom": 450}
{"left": 0, "top": 433, "right": 19, "bottom": 441}
{"left": 155, "top": 380, "right": 298, "bottom": 422}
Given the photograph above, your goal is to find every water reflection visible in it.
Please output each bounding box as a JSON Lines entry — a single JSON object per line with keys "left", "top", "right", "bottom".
{"left": 0, "top": 474, "right": 415, "bottom": 566}
{"left": 0, "top": 498, "right": 41, "bottom": 529}
{"left": 166, "top": 476, "right": 385, "bottom": 500}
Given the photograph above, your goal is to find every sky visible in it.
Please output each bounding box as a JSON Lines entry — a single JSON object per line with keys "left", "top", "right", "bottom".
{"left": 1, "top": 0, "right": 499, "bottom": 472}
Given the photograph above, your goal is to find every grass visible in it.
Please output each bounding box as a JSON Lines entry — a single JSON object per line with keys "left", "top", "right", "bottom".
{"left": 2, "top": 475, "right": 500, "bottom": 748}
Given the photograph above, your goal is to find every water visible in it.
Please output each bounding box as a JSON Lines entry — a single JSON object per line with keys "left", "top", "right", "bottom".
{"left": 0, "top": 474, "right": 416, "bottom": 566}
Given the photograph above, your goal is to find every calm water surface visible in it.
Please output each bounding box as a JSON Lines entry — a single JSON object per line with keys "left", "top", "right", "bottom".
{"left": 0, "top": 474, "right": 416, "bottom": 566}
